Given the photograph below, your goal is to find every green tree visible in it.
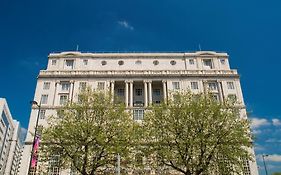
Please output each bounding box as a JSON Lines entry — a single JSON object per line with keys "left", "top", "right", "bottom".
{"left": 272, "top": 173, "right": 281, "bottom": 175}
{"left": 41, "top": 89, "right": 135, "bottom": 175}
{"left": 142, "top": 91, "right": 253, "bottom": 175}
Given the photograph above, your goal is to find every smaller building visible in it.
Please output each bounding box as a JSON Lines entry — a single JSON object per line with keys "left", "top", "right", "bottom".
{"left": 0, "top": 98, "right": 24, "bottom": 175}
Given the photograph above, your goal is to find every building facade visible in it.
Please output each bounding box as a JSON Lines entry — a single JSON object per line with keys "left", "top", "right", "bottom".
{"left": 20, "top": 51, "right": 258, "bottom": 175}
{"left": 0, "top": 98, "right": 23, "bottom": 175}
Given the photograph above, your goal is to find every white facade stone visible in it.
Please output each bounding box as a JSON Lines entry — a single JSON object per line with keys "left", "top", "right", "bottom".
{"left": 20, "top": 51, "right": 258, "bottom": 175}
{"left": 0, "top": 98, "right": 23, "bottom": 175}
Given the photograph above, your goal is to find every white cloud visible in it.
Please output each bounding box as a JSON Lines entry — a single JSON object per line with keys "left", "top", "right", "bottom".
{"left": 265, "top": 138, "right": 281, "bottom": 143}
{"left": 250, "top": 118, "right": 270, "bottom": 128}
{"left": 267, "top": 154, "right": 281, "bottom": 162}
{"left": 257, "top": 154, "right": 281, "bottom": 162}
{"left": 117, "top": 20, "right": 134, "bottom": 30}
{"left": 254, "top": 144, "right": 264, "bottom": 151}
{"left": 252, "top": 129, "right": 261, "bottom": 135}
{"left": 272, "top": 118, "right": 281, "bottom": 126}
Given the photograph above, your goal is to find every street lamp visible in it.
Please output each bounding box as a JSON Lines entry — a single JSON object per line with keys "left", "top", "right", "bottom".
{"left": 27, "top": 100, "right": 41, "bottom": 174}
{"left": 262, "top": 154, "right": 269, "bottom": 175}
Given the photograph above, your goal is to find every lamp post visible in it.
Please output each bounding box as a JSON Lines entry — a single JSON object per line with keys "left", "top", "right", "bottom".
{"left": 262, "top": 154, "right": 269, "bottom": 175}
{"left": 27, "top": 100, "right": 41, "bottom": 175}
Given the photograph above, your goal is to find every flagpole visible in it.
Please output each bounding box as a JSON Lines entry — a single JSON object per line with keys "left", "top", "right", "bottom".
{"left": 27, "top": 100, "right": 41, "bottom": 174}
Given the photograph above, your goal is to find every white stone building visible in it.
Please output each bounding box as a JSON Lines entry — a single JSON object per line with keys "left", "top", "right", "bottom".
{"left": 0, "top": 98, "right": 23, "bottom": 175}
{"left": 20, "top": 51, "right": 258, "bottom": 175}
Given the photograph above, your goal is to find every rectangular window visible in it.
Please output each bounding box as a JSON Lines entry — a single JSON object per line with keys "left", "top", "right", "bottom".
{"left": 133, "top": 109, "right": 144, "bottom": 121}
{"left": 39, "top": 110, "right": 46, "bottom": 119}
{"left": 59, "top": 95, "right": 68, "bottom": 105}
{"left": 227, "top": 82, "right": 235, "bottom": 89}
{"left": 172, "top": 82, "right": 180, "bottom": 90}
{"left": 208, "top": 82, "right": 217, "bottom": 90}
{"left": 203, "top": 59, "right": 213, "bottom": 69}
{"left": 211, "top": 94, "right": 219, "bottom": 102}
{"left": 220, "top": 59, "right": 226, "bottom": 65}
{"left": 65, "top": 60, "right": 74, "bottom": 69}
{"left": 61, "top": 82, "right": 70, "bottom": 91}
{"left": 51, "top": 60, "right": 57, "bottom": 65}
{"left": 189, "top": 59, "right": 194, "bottom": 65}
{"left": 190, "top": 82, "right": 198, "bottom": 90}
{"left": 43, "top": 82, "right": 50, "bottom": 90}
{"left": 135, "top": 88, "right": 143, "bottom": 96}
{"left": 117, "top": 88, "right": 124, "bottom": 96}
{"left": 41, "top": 95, "right": 48, "bottom": 104}
{"left": 97, "top": 82, "right": 105, "bottom": 90}
{"left": 83, "top": 59, "right": 88, "bottom": 66}
{"left": 79, "top": 82, "right": 87, "bottom": 91}
{"left": 153, "top": 89, "right": 161, "bottom": 96}
{"left": 48, "top": 155, "right": 60, "bottom": 175}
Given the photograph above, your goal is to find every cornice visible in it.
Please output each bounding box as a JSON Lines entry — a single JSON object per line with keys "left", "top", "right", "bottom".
{"left": 48, "top": 51, "right": 228, "bottom": 59}
{"left": 38, "top": 70, "right": 239, "bottom": 79}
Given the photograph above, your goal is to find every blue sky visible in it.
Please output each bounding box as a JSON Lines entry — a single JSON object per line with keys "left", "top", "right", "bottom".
{"left": 0, "top": 0, "right": 280, "bottom": 174}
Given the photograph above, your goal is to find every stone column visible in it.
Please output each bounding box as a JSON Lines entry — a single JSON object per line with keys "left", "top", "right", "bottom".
{"left": 144, "top": 80, "right": 148, "bottom": 107}
{"left": 125, "top": 81, "right": 129, "bottom": 107}
{"left": 70, "top": 80, "right": 74, "bottom": 102}
{"left": 217, "top": 81, "right": 224, "bottom": 102}
{"left": 162, "top": 80, "right": 167, "bottom": 103}
{"left": 129, "top": 81, "right": 133, "bottom": 107}
{"left": 53, "top": 80, "right": 60, "bottom": 105}
{"left": 202, "top": 80, "right": 207, "bottom": 93}
{"left": 110, "top": 81, "right": 115, "bottom": 102}
{"left": 148, "top": 80, "right": 152, "bottom": 105}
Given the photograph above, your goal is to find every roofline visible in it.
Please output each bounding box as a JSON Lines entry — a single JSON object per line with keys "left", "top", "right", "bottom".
{"left": 48, "top": 51, "right": 229, "bottom": 58}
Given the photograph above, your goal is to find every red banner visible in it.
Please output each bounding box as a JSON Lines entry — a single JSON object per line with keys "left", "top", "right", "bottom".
{"left": 31, "top": 136, "right": 40, "bottom": 168}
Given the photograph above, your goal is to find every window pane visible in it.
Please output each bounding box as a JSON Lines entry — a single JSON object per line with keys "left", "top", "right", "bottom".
{"left": 133, "top": 109, "right": 144, "bottom": 120}
{"left": 220, "top": 59, "right": 226, "bottom": 64}
{"left": 117, "top": 88, "right": 124, "bottom": 96}
{"left": 65, "top": 60, "right": 74, "bottom": 69}
{"left": 189, "top": 59, "right": 194, "bottom": 65}
{"left": 61, "top": 82, "right": 70, "bottom": 91}
{"left": 39, "top": 110, "right": 46, "bottom": 119}
{"left": 191, "top": 82, "right": 198, "bottom": 89}
{"left": 172, "top": 82, "right": 180, "bottom": 90}
{"left": 208, "top": 82, "right": 217, "bottom": 90}
{"left": 97, "top": 82, "right": 105, "bottom": 90}
{"left": 79, "top": 82, "right": 87, "bottom": 90}
{"left": 227, "top": 82, "right": 235, "bottom": 89}
{"left": 41, "top": 95, "right": 48, "bottom": 104}
{"left": 59, "top": 95, "right": 68, "bottom": 105}
{"left": 135, "top": 88, "right": 143, "bottom": 96}
{"left": 211, "top": 94, "right": 219, "bottom": 102}
{"left": 153, "top": 89, "right": 160, "bottom": 96}
{"left": 203, "top": 59, "right": 213, "bottom": 68}
{"left": 43, "top": 82, "right": 50, "bottom": 90}
{"left": 51, "top": 60, "right": 57, "bottom": 65}
{"left": 83, "top": 59, "right": 88, "bottom": 65}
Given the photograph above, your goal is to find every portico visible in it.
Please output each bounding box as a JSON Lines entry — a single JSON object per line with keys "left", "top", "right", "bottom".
{"left": 110, "top": 80, "right": 167, "bottom": 107}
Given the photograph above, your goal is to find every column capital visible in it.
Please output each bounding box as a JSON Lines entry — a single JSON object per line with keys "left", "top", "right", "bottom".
{"left": 110, "top": 80, "right": 115, "bottom": 84}
{"left": 70, "top": 80, "right": 74, "bottom": 83}
{"left": 125, "top": 80, "right": 133, "bottom": 83}
{"left": 162, "top": 80, "right": 167, "bottom": 83}
{"left": 143, "top": 80, "right": 152, "bottom": 83}
{"left": 55, "top": 80, "right": 60, "bottom": 83}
